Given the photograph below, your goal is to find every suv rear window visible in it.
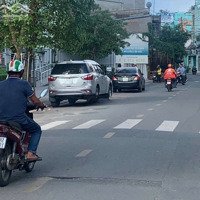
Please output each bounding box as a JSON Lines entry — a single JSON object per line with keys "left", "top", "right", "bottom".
{"left": 116, "top": 67, "right": 138, "bottom": 74}
{"left": 51, "top": 64, "right": 89, "bottom": 75}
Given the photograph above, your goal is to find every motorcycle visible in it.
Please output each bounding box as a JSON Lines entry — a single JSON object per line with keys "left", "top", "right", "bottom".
{"left": 0, "top": 89, "right": 48, "bottom": 187}
{"left": 192, "top": 67, "right": 197, "bottom": 75}
{"left": 166, "top": 79, "right": 173, "bottom": 92}
{"left": 176, "top": 72, "right": 186, "bottom": 85}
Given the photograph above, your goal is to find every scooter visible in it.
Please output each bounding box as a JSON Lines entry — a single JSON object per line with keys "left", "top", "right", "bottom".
{"left": 166, "top": 79, "right": 173, "bottom": 92}
{"left": 0, "top": 89, "right": 48, "bottom": 187}
{"left": 177, "top": 73, "right": 186, "bottom": 85}
{"left": 192, "top": 67, "right": 197, "bottom": 75}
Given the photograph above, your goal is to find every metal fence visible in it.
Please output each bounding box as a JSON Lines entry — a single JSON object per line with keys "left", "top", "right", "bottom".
{"left": 32, "top": 63, "right": 53, "bottom": 86}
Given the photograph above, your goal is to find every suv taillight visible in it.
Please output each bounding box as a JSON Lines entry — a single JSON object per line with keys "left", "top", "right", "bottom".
{"left": 133, "top": 76, "right": 140, "bottom": 81}
{"left": 112, "top": 76, "right": 117, "bottom": 81}
{"left": 82, "top": 74, "right": 93, "bottom": 80}
{"left": 48, "top": 76, "right": 57, "bottom": 82}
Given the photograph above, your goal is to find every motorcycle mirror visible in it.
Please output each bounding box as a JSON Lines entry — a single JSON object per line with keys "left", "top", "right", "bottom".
{"left": 40, "top": 89, "right": 48, "bottom": 98}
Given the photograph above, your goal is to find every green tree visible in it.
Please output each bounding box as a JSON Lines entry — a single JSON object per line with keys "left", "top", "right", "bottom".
{"left": 60, "top": 9, "right": 129, "bottom": 59}
{"left": 144, "top": 23, "right": 190, "bottom": 68}
{"left": 0, "top": 0, "right": 128, "bottom": 75}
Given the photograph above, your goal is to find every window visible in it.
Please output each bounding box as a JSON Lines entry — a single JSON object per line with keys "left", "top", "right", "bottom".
{"left": 51, "top": 63, "right": 89, "bottom": 75}
{"left": 116, "top": 67, "right": 138, "bottom": 74}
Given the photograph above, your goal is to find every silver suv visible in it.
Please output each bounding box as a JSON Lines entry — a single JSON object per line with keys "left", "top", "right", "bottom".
{"left": 48, "top": 60, "right": 113, "bottom": 107}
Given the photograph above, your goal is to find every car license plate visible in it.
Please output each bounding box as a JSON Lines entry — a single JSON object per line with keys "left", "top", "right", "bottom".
{"left": 122, "top": 77, "right": 128, "bottom": 82}
{"left": 0, "top": 137, "right": 6, "bottom": 149}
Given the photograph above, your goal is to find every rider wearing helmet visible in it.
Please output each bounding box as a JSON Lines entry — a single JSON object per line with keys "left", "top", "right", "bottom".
{"left": 163, "top": 64, "right": 177, "bottom": 86}
{"left": 0, "top": 59, "right": 45, "bottom": 161}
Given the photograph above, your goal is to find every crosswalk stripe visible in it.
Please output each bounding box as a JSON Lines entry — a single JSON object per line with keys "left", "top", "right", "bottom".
{"left": 41, "top": 121, "right": 69, "bottom": 131}
{"left": 114, "top": 119, "right": 142, "bottom": 129}
{"left": 156, "top": 120, "right": 179, "bottom": 132}
{"left": 73, "top": 119, "right": 105, "bottom": 129}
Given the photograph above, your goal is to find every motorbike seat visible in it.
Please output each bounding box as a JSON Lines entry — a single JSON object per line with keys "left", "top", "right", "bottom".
{"left": 0, "top": 120, "right": 23, "bottom": 133}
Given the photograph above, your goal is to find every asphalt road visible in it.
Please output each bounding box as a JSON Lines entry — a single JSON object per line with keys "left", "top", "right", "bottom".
{"left": 1, "top": 74, "right": 200, "bottom": 200}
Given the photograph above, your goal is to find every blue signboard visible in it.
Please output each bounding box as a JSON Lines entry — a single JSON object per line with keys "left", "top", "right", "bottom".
{"left": 122, "top": 34, "right": 148, "bottom": 56}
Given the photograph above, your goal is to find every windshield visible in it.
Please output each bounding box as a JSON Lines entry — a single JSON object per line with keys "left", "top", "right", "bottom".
{"left": 51, "top": 64, "right": 89, "bottom": 75}
{"left": 116, "top": 67, "right": 138, "bottom": 74}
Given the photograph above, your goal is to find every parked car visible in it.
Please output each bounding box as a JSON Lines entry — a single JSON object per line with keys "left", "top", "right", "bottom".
{"left": 48, "top": 60, "right": 113, "bottom": 107}
{"left": 112, "top": 67, "right": 145, "bottom": 92}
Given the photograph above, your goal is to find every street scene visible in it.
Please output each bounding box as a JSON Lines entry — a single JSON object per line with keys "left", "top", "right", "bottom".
{"left": 0, "top": 0, "right": 200, "bottom": 199}
{"left": 1, "top": 74, "right": 200, "bottom": 200}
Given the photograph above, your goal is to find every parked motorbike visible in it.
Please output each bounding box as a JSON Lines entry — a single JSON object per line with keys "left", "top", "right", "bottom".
{"left": 0, "top": 89, "right": 48, "bottom": 187}
{"left": 192, "top": 67, "right": 197, "bottom": 75}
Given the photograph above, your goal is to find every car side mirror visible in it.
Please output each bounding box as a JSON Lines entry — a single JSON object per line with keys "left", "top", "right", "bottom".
{"left": 40, "top": 89, "right": 48, "bottom": 98}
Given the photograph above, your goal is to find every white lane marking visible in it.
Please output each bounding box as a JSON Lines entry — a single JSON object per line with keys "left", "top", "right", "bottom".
{"left": 103, "top": 132, "right": 115, "bottom": 139}
{"left": 114, "top": 119, "right": 142, "bottom": 129}
{"left": 156, "top": 104, "right": 162, "bottom": 106}
{"left": 156, "top": 121, "right": 179, "bottom": 132}
{"left": 41, "top": 121, "right": 69, "bottom": 131}
{"left": 163, "top": 100, "right": 167, "bottom": 103}
{"left": 136, "top": 114, "right": 144, "bottom": 118}
{"left": 148, "top": 108, "right": 154, "bottom": 111}
{"left": 168, "top": 97, "right": 173, "bottom": 99}
{"left": 73, "top": 120, "right": 105, "bottom": 129}
{"left": 25, "top": 177, "right": 53, "bottom": 192}
{"left": 195, "top": 81, "right": 199, "bottom": 83}
{"left": 76, "top": 149, "right": 93, "bottom": 157}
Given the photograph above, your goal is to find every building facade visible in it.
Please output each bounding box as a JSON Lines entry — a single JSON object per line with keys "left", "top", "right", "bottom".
{"left": 95, "top": 0, "right": 145, "bottom": 11}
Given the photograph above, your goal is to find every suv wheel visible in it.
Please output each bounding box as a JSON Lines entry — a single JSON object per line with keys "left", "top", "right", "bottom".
{"left": 138, "top": 83, "right": 142, "bottom": 92}
{"left": 93, "top": 86, "right": 100, "bottom": 102}
{"left": 68, "top": 98, "right": 77, "bottom": 105}
{"left": 106, "top": 85, "right": 113, "bottom": 99}
{"left": 50, "top": 99, "right": 60, "bottom": 107}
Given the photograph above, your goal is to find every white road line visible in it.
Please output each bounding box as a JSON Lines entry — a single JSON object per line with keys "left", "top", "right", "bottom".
{"left": 148, "top": 108, "right": 154, "bottom": 111}
{"left": 73, "top": 120, "right": 105, "bottom": 129}
{"left": 76, "top": 149, "right": 93, "bottom": 157}
{"left": 163, "top": 100, "right": 167, "bottom": 102}
{"left": 136, "top": 114, "right": 144, "bottom": 118}
{"left": 168, "top": 97, "right": 173, "bottom": 99}
{"left": 41, "top": 121, "right": 69, "bottom": 131}
{"left": 25, "top": 177, "right": 53, "bottom": 192}
{"left": 156, "top": 104, "right": 162, "bottom": 106}
{"left": 103, "top": 132, "right": 116, "bottom": 139}
{"left": 114, "top": 119, "right": 142, "bottom": 129}
{"left": 156, "top": 121, "right": 179, "bottom": 132}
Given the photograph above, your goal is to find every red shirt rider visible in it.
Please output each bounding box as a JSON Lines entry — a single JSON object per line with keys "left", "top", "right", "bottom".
{"left": 163, "top": 64, "right": 177, "bottom": 80}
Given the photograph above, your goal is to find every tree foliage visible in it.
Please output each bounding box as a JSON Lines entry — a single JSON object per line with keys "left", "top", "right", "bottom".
{"left": 144, "top": 23, "right": 190, "bottom": 65}
{"left": 0, "top": 0, "right": 128, "bottom": 60}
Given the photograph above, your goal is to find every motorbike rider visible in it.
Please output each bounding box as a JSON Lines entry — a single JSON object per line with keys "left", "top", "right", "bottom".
{"left": 177, "top": 62, "right": 187, "bottom": 82}
{"left": 156, "top": 65, "right": 162, "bottom": 82}
{"left": 0, "top": 60, "right": 46, "bottom": 161}
{"left": 163, "top": 63, "right": 177, "bottom": 87}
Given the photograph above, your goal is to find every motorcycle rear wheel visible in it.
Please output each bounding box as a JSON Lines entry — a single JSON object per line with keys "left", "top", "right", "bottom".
{"left": 166, "top": 84, "right": 172, "bottom": 92}
{"left": 0, "top": 143, "right": 12, "bottom": 187}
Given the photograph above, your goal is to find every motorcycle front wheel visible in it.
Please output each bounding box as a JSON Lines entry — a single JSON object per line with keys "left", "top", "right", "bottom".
{"left": 0, "top": 143, "right": 12, "bottom": 187}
